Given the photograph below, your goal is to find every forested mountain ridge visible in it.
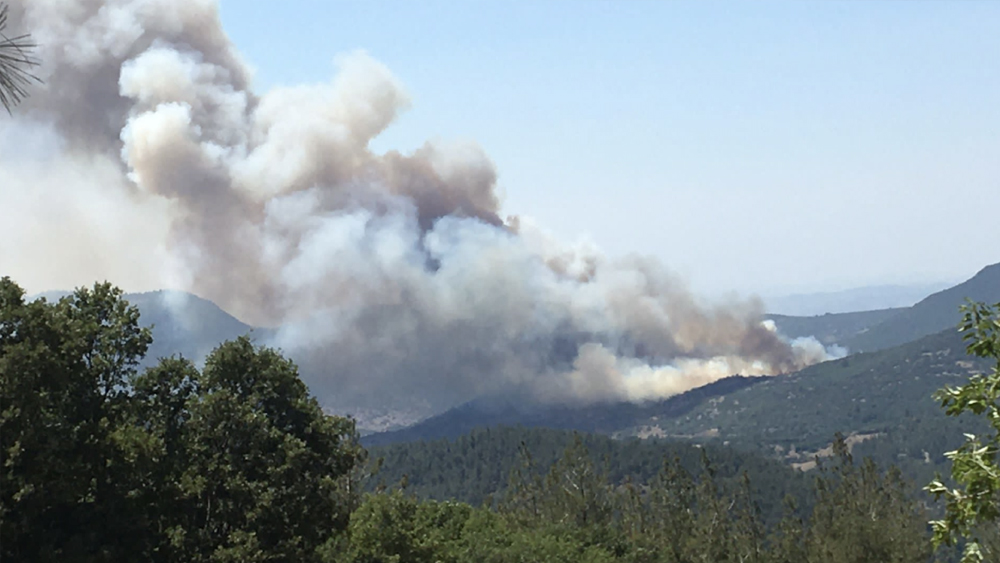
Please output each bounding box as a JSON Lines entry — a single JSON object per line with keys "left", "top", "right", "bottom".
{"left": 369, "top": 325, "right": 990, "bottom": 453}
{"left": 362, "top": 375, "right": 766, "bottom": 447}
{"left": 763, "top": 262, "right": 1000, "bottom": 352}
{"left": 620, "top": 327, "right": 993, "bottom": 486}
{"left": 26, "top": 261, "right": 998, "bottom": 442}
{"left": 369, "top": 323, "right": 993, "bottom": 497}
{"left": 842, "top": 262, "right": 1000, "bottom": 353}
{"left": 765, "top": 307, "right": 904, "bottom": 346}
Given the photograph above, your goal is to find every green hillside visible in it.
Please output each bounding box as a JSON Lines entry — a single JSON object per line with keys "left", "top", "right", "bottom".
{"left": 370, "top": 320, "right": 993, "bottom": 493}
{"left": 372, "top": 303, "right": 996, "bottom": 489}
{"left": 843, "top": 262, "right": 1000, "bottom": 352}
{"left": 622, "top": 328, "right": 992, "bottom": 477}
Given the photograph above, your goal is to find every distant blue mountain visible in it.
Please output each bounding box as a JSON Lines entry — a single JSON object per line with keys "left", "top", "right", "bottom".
{"left": 30, "top": 288, "right": 267, "bottom": 367}
{"left": 763, "top": 282, "right": 952, "bottom": 316}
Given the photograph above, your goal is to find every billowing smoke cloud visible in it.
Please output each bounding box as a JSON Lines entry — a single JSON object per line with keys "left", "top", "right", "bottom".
{"left": 0, "top": 0, "right": 844, "bottom": 423}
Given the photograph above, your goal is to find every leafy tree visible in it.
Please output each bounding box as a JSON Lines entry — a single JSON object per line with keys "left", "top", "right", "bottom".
{"left": 732, "top": 472, "right": 768, "bottom": 563}
{"left": 168, "top": 336, "right": 364, "bottom": 562}
{"left": 769, "top": 496, "right": 808, "bottom": 563}
{"left": 0, "top": 278, "right": 363, "bottom": 562}
{"left": 0, "top": 2, "right": 40, "bottom": 113}
{"left": 537, "top": 435, "right": 613, "bottom": 530}
{"left": 927, "top": 301, "right": 1000, "bottom": 562}
{"left": 339, "top": 490, "right": 474, "bottom": 563}
{"left": 0, "top": 278, "right": 153, "bottom": 561}
{"left": 499, "top": 440, "right": 545, "bottom": 522}
{"left": 806, "top": 434, "right": 931, "bottom": 563}
{"left": 122, "top": 357, "right": 203, "bottom": 559}
{"left": 642, "top": 456, "right": 699, "bottom": 561}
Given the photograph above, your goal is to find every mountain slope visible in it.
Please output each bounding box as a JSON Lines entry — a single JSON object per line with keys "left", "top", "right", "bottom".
{"left": 29, "top": 289, "right": 263, "bottom": 364}
{"left": 842, "top": 262, "right": 1000, "bottom": 353}
{"left": 125, "top": 290, "right": 269, "bottom": 366}
{"left": 622, "top": 327, "right": 993, "bottom": 483}
{"left": 765, "top": 308, "right": 903, "bottom": 346}
{"left": 370, "top": 323, "right": 993, "bottom": 455}
{"left": 362, "top": 376, "right": 765, "bottom": 447}
{"left": 371, "top": 322, "right": 993, "bottom": 492}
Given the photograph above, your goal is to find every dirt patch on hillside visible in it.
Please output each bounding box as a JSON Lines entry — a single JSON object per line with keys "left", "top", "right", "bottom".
{"left": 789, "top": 432, "right": 882, "bottom": 472}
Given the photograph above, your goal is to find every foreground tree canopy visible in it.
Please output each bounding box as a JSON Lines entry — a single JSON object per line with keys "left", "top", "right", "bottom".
{"left": 1, "top": 275, "right": 996, "bottom": 562}
{"left": 927, "top": 301, "right": 1000, "bottom": 562}
{"left": 0, "top": 277, "right": 364, "bottom": 562}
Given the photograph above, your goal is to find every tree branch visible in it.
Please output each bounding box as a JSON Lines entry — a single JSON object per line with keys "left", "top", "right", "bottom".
{"left": 0, "top": 2, "right": 41, "bottom": 114}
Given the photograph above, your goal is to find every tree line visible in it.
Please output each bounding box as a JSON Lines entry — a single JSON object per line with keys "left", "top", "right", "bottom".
{"left": 341, "top": 432, "right": 932, "bottom": 563}
{"left": 365, "top": 425, "right": 816, "bottom": 526}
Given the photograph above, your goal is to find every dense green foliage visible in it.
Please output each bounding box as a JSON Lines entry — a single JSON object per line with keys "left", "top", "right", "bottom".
{"left": 368, "top": 426, "right": 812, "bottom": 525}
{"left": 0, "top": 278, "right": 362, "bottom": 562}
{"left": 341, "top": 433, "right": 936, "bottom": 563}
{"left": 926, "top": 301, "right": 1000, "bottom": 562}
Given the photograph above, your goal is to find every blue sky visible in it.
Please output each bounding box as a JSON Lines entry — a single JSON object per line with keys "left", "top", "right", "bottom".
{"left": 219, "top": 0, "right": 999, "bottom": 296}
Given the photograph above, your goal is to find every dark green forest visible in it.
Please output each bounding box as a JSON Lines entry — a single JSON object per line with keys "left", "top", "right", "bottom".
{"left": 367, "top": 426, "right": 815, "bottom": 526}
{"left": 3, "top": 277, "right": 998, "bottom": 562}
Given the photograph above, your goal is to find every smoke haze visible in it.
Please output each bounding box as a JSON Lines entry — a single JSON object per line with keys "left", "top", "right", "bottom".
{"left": 0, "top": 0, "right": 843, "bottom": 420}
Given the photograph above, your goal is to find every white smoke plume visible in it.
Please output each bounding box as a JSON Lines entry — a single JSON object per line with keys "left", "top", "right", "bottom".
{"left": 0, "top": 0, "right": 844, "bottom": 420}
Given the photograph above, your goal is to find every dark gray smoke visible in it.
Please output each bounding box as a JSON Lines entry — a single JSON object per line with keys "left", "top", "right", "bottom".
{"left": 0, "top": 0, "right": 842, "bottom": 425}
